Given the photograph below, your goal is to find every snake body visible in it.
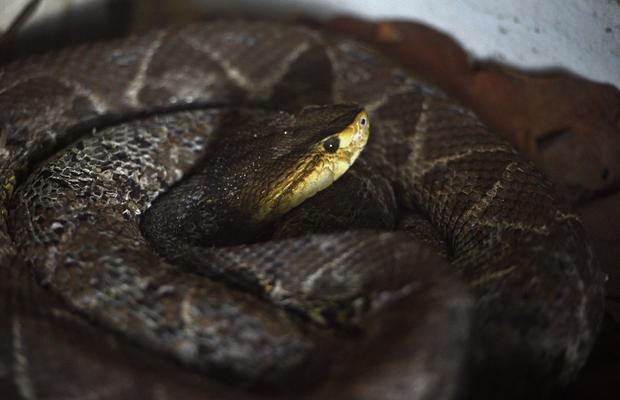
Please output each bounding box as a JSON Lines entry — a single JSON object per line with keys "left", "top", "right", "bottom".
{"left": 0, "top": 21, "right": 605, "bottom": 399}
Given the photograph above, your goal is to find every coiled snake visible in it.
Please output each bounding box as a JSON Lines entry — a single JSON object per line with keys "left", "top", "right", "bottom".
{"left": 0, "top": 20, "right": 605, "bottom": 399}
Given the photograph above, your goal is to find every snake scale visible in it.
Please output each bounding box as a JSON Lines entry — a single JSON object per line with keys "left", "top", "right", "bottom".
{"left": 0, "top": 20, "right": 606, "bottom": 399}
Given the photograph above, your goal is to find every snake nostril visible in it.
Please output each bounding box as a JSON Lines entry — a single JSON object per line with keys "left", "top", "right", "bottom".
{"left": 601, "top": 168, "right": 610, "bottom": 180}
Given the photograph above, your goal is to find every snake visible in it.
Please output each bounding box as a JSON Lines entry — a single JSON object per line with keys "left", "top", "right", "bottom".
{"left": 0, "top": 20, "right": 606, "bottom": 399}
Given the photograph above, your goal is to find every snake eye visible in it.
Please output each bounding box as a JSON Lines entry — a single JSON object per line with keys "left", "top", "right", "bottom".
{"left": 360, "top": 117, "right": 367, "bottom": 126}
{"left": 323, "top": 136, "right": 340, "bottom": 153}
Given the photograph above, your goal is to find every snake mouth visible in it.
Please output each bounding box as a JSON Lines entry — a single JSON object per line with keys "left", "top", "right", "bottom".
{"left": 256, "top": 109, "right": 370, "bottom": 221}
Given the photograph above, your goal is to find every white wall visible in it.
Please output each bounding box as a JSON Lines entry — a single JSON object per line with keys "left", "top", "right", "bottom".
{"left": 203, "top": 0, "right": 620, "bottom": 88}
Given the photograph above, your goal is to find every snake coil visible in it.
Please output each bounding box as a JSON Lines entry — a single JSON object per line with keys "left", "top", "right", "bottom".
{"left": 0, "top": 20, "right": 605, "bottom": 399}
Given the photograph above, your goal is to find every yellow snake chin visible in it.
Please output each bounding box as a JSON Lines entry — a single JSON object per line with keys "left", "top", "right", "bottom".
{"left": 257, "top": 110, "right": 370, "bottom": 221}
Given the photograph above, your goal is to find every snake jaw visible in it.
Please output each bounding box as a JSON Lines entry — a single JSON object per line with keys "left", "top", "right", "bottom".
{"left": 255, "top": 109, "right": 370, "bottom": 222}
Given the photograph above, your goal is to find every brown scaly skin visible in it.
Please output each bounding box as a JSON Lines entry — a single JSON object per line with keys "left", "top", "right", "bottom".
{"left": 0, "top": 20, "right": 604, "bottom": 399}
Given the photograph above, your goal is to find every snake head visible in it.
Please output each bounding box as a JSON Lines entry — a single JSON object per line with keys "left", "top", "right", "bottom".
{"left": 255, "top": 104, "right": 370, "bottom": 222}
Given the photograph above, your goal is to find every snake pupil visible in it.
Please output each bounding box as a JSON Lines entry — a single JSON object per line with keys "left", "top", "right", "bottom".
{"left": 323, "top": 137, "right": 340, "bottom": 153}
